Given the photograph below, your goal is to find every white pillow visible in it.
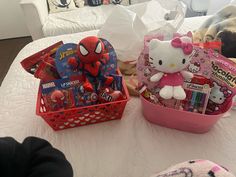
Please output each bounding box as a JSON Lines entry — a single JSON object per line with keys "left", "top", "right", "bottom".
{"left": 121, "top": 0, "right": 131, "bottom": 6}
{"left": 74, "top": 0, "right": 85, "bottom": 7}
{"left": 48, "top": 0, "right": 77, "bottom": 13}
{"left": 111, "top": 0, "right": 130, "bottom": 5}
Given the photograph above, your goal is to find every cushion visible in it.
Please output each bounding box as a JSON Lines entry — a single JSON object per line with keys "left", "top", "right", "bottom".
{"left": 111, "top": 0, "right": 131, "bottom": 5}
{"left": 74, "top": 0, "right": 85, "bottom": 7}
{"left": 103, "top": 0, "right": 110, "bottom": 5}
{"left": 87, "top": 0, "right": 103, "bottom": 6}
{"left": 47, "top": 0, "right": 76, "bottom": 13}
{"left": 121, "top": 0, "right": 131, "bottom": 5}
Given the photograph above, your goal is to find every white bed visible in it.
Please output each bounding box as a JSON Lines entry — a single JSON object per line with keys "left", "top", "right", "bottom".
{"left": 1, "top": 16, "right": 236, "bottom": 177}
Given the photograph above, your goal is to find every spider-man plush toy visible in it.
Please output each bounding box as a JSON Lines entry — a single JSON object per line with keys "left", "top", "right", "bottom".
{"left": 68, "top": 36, "right": 114, "bottom": 91}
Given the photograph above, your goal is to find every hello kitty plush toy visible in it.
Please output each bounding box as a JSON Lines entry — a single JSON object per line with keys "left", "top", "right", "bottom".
{"left": 149, "top": 36, "right": 194, "bottom": 100}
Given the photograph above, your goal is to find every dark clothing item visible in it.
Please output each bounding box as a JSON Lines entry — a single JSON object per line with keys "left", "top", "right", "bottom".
{"left": 0, "top": 137, "right": 73, "bottom": 177}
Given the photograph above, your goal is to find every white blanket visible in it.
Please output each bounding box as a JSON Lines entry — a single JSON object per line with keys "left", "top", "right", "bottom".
{"left": 1, "top": 16, "right": 236, "bottom": 177}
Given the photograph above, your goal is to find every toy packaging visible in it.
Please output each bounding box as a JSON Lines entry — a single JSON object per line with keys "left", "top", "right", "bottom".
{"left": 206, "top": 51, "right": 236, "bottom": 114}
{"left": 186, "top": 46, "right": 212, "bottom": 79}
{"left": 55, "top": 43, "right": 79, "bottom": 78}
{"left": 21, "top": 41, "right": 63, "bottom": 82}
{"left": 41, "top": 77, "right": 82, "bottom": 111}
{"left": 182, "top": 75, "right": 212, "bottom": 114}
{"left": 21, "top": 36, "right": 129, "bottom": 130}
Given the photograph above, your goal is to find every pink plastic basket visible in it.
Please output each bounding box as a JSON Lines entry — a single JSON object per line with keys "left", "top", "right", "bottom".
{"left": 141, "top": 95, "right": 231, "bottom": 133}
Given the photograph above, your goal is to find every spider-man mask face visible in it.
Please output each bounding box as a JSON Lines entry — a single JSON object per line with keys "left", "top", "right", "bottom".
{"left": 77, "top": 36, "right": 104, "bottom": 64}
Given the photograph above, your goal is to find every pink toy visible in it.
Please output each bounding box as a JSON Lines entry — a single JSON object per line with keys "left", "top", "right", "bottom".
{"left": 149, "top": 36, "right": 194, "bottom": 100}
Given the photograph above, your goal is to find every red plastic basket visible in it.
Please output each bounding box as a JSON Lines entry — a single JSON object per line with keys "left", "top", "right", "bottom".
{"left": 36, "top": 78, "right": 130, "bottom": 131}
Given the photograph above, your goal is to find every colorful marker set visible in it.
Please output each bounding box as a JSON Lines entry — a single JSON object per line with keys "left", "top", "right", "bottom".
{"left": 183, "top": 90, "right": 207, "bottom": 114}
{"left": 182, "top": 80, "right": 211, "bottom": 114}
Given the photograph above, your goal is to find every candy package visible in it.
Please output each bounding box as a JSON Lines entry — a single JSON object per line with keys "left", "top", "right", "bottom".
{"left": 34, "top": 58, "right": 60, "bottom": 82}
{"left": 138, "top": 84, "right": 161, "bottom": 105}
{"left": 111, "top": 74, "right": 123, "bottom": 91}
{"left": 206, "top": 52, "right": 236, "bottom": 114}
{"left": 98, "top": 88, "right": 124, "bottom": 103}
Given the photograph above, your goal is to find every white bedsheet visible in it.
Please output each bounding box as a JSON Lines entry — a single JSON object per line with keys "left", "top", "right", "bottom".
{"left": 1, "top": 16, "right": 236, "bottom": 177}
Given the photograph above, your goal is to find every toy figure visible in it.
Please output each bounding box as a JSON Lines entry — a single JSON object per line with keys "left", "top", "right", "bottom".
{"left": 149, "top": 36, "right": 194, "bottom": 100}
{"left": 150, "top": 160, "right": 235, "bottom": 177}
{"left": 188, "top": 62, "right": 201, "bottom": 73}
{"left": 207, "top": 82, "right": 232, "bottom": 114}
{"left": 69, "top": 36, "right": 114, "bottom": 91}
{"left": 50, "top": 90, "right": 65, "bottom": 110}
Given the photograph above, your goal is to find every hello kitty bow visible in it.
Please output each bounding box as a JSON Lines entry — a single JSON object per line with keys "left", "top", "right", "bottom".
{"left": 171, "top": 37, "right": 193, "bottom": 55}
{"left": 220, "top": 87, "right": 232, "bottom": 98}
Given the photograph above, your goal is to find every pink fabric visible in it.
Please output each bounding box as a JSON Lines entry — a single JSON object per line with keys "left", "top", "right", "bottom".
{"left": 211, "top": 166, "right": 221, "bottom": 172}
{"left": 171, "top": 37, "right": 193, "bottom": 55}
{"left": 159, "top": 72, "right": 184, "bottom": 87}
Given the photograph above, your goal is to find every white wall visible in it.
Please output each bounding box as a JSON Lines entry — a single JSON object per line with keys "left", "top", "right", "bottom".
{"left": 0, "top": 0, "right": 30, "bottom": 40}
{"left": 207, "top": 0, "right": 231, "bottom": 15}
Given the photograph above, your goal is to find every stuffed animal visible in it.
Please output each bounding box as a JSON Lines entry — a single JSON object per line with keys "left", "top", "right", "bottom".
{"left": 68, "top": 36, "right": 114, "bottom": 91}
{"left": 149, "top": 36, "right": 194, "bottom": 100}
{"left": 150, "top": 160, "right": 235, "bottom": 177}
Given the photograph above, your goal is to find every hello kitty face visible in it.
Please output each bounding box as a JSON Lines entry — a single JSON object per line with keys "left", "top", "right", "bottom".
{"left": 149, "top": 37, "right": 193, "bottom": 74}
{"left": 209, "top": 82, "right": 232, "bottom": 104}
{"left": 188, "top": 62, "right": 200, "bottom": 73}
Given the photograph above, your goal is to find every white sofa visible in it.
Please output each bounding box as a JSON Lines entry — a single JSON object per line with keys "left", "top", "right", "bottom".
{"left": 20, "top": 0, "right": 186, "bottom": 41}
{"left": 20, "top": 0, "right": 120, "bottom": 40}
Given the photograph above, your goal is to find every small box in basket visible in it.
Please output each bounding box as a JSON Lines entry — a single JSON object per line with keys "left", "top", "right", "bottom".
{"left": 36, "top": 73, "right": 130, "bottom": 131}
